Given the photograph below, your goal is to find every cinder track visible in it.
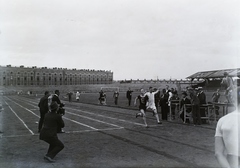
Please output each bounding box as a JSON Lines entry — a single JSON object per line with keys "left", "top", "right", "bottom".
{"left": 0, "top": 95, "right": 219, "bottom": 168}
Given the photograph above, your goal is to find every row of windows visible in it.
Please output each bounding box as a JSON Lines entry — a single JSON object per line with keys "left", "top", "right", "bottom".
{"left": 1, "top": 78, "right": 112, "bottom": 86}
{"left": 0, "top": 71, "right": 112, "bottom": 77}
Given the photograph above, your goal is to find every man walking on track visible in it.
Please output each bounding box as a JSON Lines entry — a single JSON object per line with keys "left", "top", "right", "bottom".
{"left": 144, "top": 87, "right": 162, "bottom": 124}
{"left": 40, "top": 101, "right": 65, "bottom": 163}
{"left": 38, "top": 91, "right": 50, "bottom": 133}
{"left": 134, "top": 89, "right": 149, "bottom": 127}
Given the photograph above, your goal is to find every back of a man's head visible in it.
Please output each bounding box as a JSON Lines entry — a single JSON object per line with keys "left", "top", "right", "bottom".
{"left": 44, "top": 91, "right": 49, "bottom": 96}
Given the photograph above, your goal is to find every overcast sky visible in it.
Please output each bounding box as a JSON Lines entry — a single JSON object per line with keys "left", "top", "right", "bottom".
{"left": 0, "top": 0, "right": 239, "bottom": 80}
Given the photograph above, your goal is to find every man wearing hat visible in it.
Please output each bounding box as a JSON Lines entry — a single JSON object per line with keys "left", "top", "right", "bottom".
{"left": 39, "top": 101, "right": 65, "bottom": 163}
{"left": 179, "top": 91, "right": 191, "bottom": 123}
{"left": 187, "top": 87, "right": 201, "bottom": 125}
{"left": 197, "top": 87, "right": 207, "bottom": 123}
{"left": 221, "top": 72, "right": 234, "bottom": 103}
{"left": 215, "top": 87, "right": 240, "bottom": 168}
{"left": 51, "top": 90, "right": 65, "bottom": 133}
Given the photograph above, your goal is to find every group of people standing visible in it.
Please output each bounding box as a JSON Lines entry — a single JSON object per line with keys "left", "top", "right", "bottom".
{"left": 38, "top": 90, "right": 65, "bottom": 162}
{"left": 67, "top": 91, "right": 81, "bottom": 102}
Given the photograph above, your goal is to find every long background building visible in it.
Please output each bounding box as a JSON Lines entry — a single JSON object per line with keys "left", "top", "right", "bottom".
{"left": 0, "top": 65, "right": 113, "bottom": 86}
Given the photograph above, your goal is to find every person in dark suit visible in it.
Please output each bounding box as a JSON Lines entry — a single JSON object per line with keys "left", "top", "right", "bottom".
{"left": 188, "top": 88, "right": 201, "bottom": 125}
{"left": 154, "top": 88, "right": 161, "bottom": 112}
{"left": 39, "top": 101, "right": 65, "bottom": 163}
{"left": 179, "top": 92, "right": 191, "bottom": 123}
{"left": 38, "top": 91, "right": 50, "bottom": 133}
{"left": 51, "top": 90, "right": 65, "bottom": 133}
{"left": 126, "top": 88, "right": 133, "bottom": 106}
{"left": 197, "top": 87, "right": 207, "bottom": 123}
{"left": 160, "top": 89, "right": 169, "bottom": 120}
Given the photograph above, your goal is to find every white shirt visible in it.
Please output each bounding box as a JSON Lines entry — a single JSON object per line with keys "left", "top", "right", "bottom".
{"left": 215, "top": 111, "right": 240, "bottom": 156}
{"left": 76, "top": 92, "right": 80, "bottom": 99}
{"left": 145, "top": 90, "right": 158, "bottom": 109}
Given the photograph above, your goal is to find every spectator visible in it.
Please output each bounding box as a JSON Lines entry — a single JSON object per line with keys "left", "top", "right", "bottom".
{"left": 76, "top": 91, "right": 80, "bottom": 102}
{"left": 212, "top": 89, "right": 221, "bottom": 116}
{"left": 215, "top": 87, "right": 240, "bottom": 168}
{"left": 188, "top": 87, "right": 201, "bottom": 125}
{"left": 67, "top": 91, "right": 72, "bottom": 102}
{"left": 170, "top": 93, "right": 180, "bottom": 120}
{"left": 160, "top": 89, "right": 169, "bottom": 120}
{"left": 179, "top": 91, "right": 191, "bottom": 123}
{"left": 50, "top": 90, "right": 65, "bottom": 133}
{"left": 126, "top": 88, "right": 133, "bottom": 106}
{"left": 113, "top": 89, "right": 119, "bottom": 105}
{"left": 221, "top": 72, "right": 234, "bottom": 103}
{"left": 197, "top": 87, "right": 207, "bottom": 124}
{"left": 38, "top": 91, "right": 50, "bottom": 133}
{"left": 154, "top": 88, "right": 161, "bottom": 112}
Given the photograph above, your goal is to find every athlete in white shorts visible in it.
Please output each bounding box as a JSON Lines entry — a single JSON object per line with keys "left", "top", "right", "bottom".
{"left": 144, "top": 87, "right": 162, "bottom": 124}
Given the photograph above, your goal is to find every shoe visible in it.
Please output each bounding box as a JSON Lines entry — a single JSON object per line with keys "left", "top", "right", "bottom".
{"left": 57, "top": 130, "right": 65, "bottom": 133}
{"left": 157, "top": 121, "right": 162, "bottom": 124}
{"left": 145, "top": 125, "right": 149, "bottom": 128}
{"left": 44, "top": 156, "right": 55, "bottom": 162}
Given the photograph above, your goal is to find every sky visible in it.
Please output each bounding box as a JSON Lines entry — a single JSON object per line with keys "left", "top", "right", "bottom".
{"left": 0, "top": 0, "right": 239, "bottom": 80}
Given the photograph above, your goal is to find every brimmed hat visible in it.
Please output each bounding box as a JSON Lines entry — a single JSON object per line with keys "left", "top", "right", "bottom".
{"left": 50, "top": 101, "right": 59, "bottom": 111}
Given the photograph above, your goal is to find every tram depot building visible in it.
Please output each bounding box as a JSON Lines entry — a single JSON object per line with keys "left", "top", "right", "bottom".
{"left": 0, "top": 65, "right": 113, "bottom": 86}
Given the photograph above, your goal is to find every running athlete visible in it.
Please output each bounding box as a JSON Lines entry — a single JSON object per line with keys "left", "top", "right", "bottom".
{"left": 134, "top": 89, "right": 149, "bottom": 127}
{"left": 144, "top": 87, "right": 162, "bottom": 124}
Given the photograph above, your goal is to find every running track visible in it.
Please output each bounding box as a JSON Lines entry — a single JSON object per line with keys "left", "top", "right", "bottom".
{"left": 0, "top": 95, "right": 219, "bottom": 168}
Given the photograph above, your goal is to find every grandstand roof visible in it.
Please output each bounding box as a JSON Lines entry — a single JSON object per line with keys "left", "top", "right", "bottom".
{"left": 187, "top": 68, "right": 240, "bottom": 79}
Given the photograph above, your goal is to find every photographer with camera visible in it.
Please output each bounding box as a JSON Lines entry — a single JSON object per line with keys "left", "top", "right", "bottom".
{"left": 49, "top": 90, "right": 65, "bottom": 133}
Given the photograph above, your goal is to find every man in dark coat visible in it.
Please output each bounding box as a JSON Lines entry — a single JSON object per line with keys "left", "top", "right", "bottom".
{"left": 38, "top": 91, "right": 50, "bottom": 133}
{"left": 51, "top": 90, "right": 65, "bottom": 133}
{"left": 197, "top": 87, "right": 207, "bottom": 123}
{"left": 179, "top": 92, "right": 191, "bottom": 123}
{"left": 126, "top": 88, "right": 133, "bottom": 106}
{"left": 160, "top": 89, "right": 169, "bottom": 120}
{"left": 188, "top": 88, "right": 201, "bottom": 125}
{"left": 40, "top": 101, "right": 65, "bottom": 163}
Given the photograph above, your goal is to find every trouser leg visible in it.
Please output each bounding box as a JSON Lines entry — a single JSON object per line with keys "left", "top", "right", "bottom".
{"left": 45, "top": 138, "right": 64, "bottom": 159}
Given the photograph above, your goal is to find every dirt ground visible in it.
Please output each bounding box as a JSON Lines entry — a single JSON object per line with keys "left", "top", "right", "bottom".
{"left": 0, "top": 94, "right": 228, "bottom": 168}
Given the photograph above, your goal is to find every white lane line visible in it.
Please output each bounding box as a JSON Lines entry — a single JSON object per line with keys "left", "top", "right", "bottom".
{"left": 66, "top": 111, "right": 124, "bottom": 128}
{"left": 1, "top": 127, "right": 125, "bottom": 138}
{"left": 5, "top": 97, "right": 40, "bottom": 118}
{"left": 10, "top": 97, "right": 130, "bottom": 127}
{"left": 6, "top": 97, "right": 104, "bottom": 131}
{"left": 4, "top": 101, "right": 34, "bottom": 135}
{"left": 63, "top": 117, "right": 98, "bottom": 130}
{"left": 66, "top": 107, "right": 144, "bottom": 126}
{"left": 7, "top": 96, "right": 144, "bottom": 127}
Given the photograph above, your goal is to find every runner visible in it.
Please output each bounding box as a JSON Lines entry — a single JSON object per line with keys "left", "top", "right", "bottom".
{"left": 134, "top": 89, "right": 149, "bottom": 127}
{"left": 144, "top": 87, "right": 162, "bottom": 124}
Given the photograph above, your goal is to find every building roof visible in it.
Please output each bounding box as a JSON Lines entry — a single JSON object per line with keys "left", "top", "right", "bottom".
{"left": 187, "top": 68, "right": 240, "bottom": 79}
